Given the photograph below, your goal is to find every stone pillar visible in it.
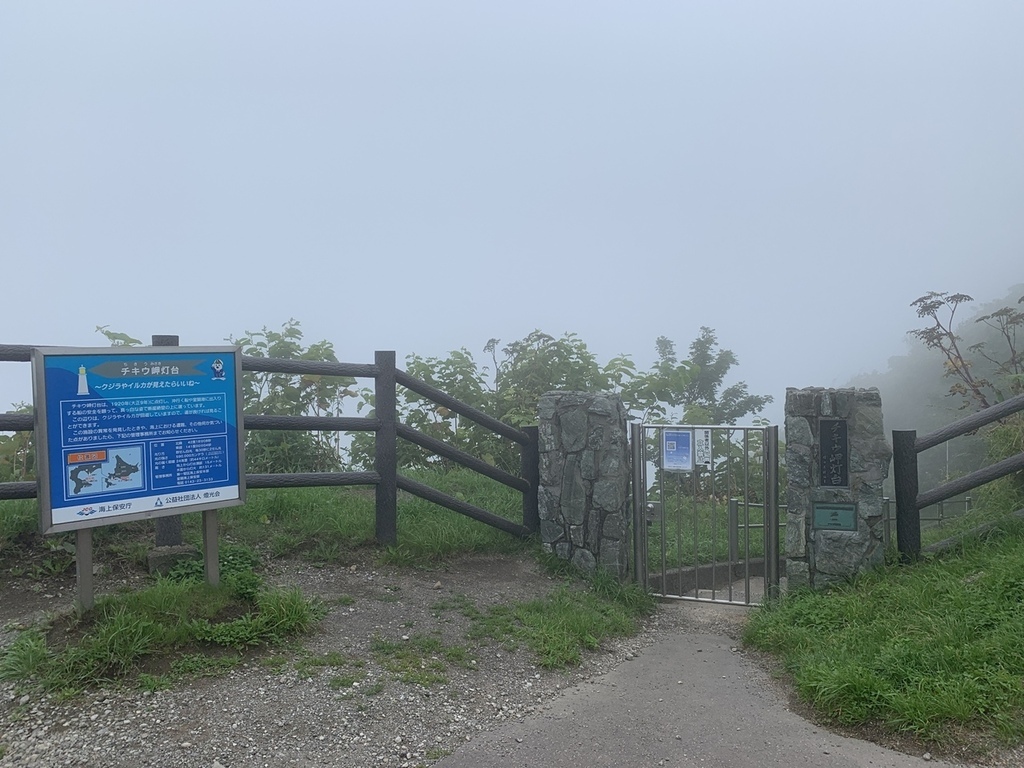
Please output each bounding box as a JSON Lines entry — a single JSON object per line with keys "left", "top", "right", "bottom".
{"left": 538, "top": 391, "right": 630, "bottom": 578}
{"left": 785, "top": 388, "right": 891, "bottom": 589}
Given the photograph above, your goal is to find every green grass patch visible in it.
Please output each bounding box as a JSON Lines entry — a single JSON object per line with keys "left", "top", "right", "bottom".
{"left": 460, "top": 565, "right": 656, "bottom": 668}
{"left": 0, "top": 550, "right": 325, "bottom": 697}
{"left": 207, "top": 470, "right": 532, "bottom": 567}
{"left": 645, "top": 495, "right": 771, "bottom": 568}
{"left": 370, "top": 633, "right": 469, "bottom": 687}
{"left": 745, "top": 516, "right": 1024, "bottom": 747}
{"left": 0, "top": 499, "right": 40, "bottom": 555}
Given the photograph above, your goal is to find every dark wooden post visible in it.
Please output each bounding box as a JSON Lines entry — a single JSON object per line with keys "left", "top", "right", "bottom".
{"left": 152, "top": 334, "right": 183, "bottom": 547}
{"left": 892, "top": 430, "right": 921, "bottom": 563}
{"left": 520, "top": 425, "right": 540, "bottom": 533}
{"left": 374, "top": 351, "right": 397, "bottom": 545}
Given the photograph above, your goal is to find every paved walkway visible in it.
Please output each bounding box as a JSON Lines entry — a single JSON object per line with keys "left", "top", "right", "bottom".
{"left": 437, "top": 602, "right": 963, "bottom": 768}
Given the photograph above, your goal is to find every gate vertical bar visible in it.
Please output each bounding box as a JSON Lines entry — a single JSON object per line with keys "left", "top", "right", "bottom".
{"left": 658, "top": 427, "right": 668, "bottom": 594}
{"left": 728, "top": 498, "right": 739, "bottom": 562}
{"left": 374, "top": 351, "right": 398, "bottom": 546}
{"left": 746, "top": 432, "right": 755, "bottom": 603}
{"left": 690, "top": 462, "right": 698, "bottom": 597}
{"left": 630, "top": 422, "right": 645, "bottom": 587}
{"left": 764, "top": 425, "right": 780, "bottom": 600}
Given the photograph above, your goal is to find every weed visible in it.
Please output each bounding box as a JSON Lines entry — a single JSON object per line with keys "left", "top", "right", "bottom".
{"left": 170, "top": 653, "right": 240, "bottom": 678}
{"left": 370, "top": 634, "right": 460, "bottom": 687}
{"left": 260, "top": 655, "right": 289, "bottom": 672}
{"left": 463, "top": 570, "right": 654, "bottom": 668}
{"left": 329, "top": 673, "right": 363, "bottom": 689}
{"left": 0, "top": 630, "right": 50, "bottom": 682}
{"left": 294, "top": 650, "right": 351, "bottom": 678}
{"left": 137, "top": 673, "right": 172, "bottom": 692}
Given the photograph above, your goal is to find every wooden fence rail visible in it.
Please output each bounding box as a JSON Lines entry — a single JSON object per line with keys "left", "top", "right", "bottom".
{"left": 893, "top": 391, "right": 1024, "bottom": 561}
{"left": 0, "top": 344, "right": 539, "bottom": 544}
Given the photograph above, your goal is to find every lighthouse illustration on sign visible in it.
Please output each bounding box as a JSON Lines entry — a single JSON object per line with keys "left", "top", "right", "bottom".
{"left": 76, "top": 366, "right": 89, "bottom": 396}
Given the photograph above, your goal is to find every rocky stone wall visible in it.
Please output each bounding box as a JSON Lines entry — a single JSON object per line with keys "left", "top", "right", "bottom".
{"left": 537, "top": 391, "right": 630, "bottom": 578}
{"left": 785, "top": 387, "right": 891, "bottom": 589}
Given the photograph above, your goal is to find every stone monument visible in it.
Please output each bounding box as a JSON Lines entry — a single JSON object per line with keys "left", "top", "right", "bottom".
{"left": 785, "top": 387, "right": 891, "bottom": 589}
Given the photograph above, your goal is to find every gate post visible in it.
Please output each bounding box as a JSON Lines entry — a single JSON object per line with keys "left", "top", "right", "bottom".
{"left": 764, "top": 425, "right": 781, "bottom": 600}
{"left": 537, "top": 392, "right": 630, "bottom": 578}
{"left": 785, "top": 388, "right": 891, "bottom": 589}
{"left": 630, "top": 422, "right": 646, "bottom": 587}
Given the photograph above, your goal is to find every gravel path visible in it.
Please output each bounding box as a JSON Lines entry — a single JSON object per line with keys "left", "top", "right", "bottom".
{"left": 2, "top": 554, "right": 1022, "bottom": 768}
{"left": 0, "top": 554, "right": 672, "bottom": 768}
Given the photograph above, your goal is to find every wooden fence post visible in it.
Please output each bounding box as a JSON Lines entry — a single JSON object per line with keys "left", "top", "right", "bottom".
{"left": 374, "top": 351, "right": 398, "bottom": 545}
{"left": 892, "top": 429, "right": 921, "bottom": 562}
{"left": 152, "top": 334, "right": 183, "bottom": 548}
{"left": 521, "top": 425, "right": 539, "bottom": 533}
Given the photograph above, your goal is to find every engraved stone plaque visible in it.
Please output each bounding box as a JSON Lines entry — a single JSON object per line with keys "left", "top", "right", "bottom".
{"left": 819, "top": 419, "right": 849, "bottom": 487}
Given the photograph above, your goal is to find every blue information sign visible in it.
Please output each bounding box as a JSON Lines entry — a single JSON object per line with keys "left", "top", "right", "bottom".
{"left": 32, "top": 346, "right": 246, "bottom": 533}
{"left": 662, "top": 429, "right": 694, "bottom": 472}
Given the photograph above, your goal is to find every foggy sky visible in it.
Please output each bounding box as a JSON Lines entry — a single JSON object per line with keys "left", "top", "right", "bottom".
{"left": 2, "top": 2, "right": 1021, "bottom": 427}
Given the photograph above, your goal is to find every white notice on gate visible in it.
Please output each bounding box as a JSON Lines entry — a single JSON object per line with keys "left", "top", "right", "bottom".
{"left": 695, "top": 429, "right": 713, "bottom": 468}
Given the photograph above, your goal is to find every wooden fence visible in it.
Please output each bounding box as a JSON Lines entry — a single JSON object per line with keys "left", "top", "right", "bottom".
{"left": 893, "top": 391, "right": 1024, "bottom": 561}
{"left": 0, "top": 344, "right": 540, "bottom": 545}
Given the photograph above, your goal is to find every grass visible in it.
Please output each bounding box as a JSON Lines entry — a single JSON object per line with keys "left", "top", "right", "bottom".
{"left": 0, "top": 499, "right": 36, "bottom": 555}
{"left": 745, "top": 514, "right": 1024, "bottom": 750}
{"left": 0, "top": 544, "right": 325, "bottom": 697}
{"left": 370, "top": 633, "right": 472, "bottom": 686}
{"left": 645, "top": 496, "right": 772, "bottom": 568}
{"left": 440, "top": 561, "right": 656, "bottom": 669}
{"left": 0, "top": 469, "right": 531, "bottom": 571}
{"left": 0, "top": 468, "right": 647, "bottom": 702}
{"left": 193, "top": 469, "right": 531, "bottom": 566}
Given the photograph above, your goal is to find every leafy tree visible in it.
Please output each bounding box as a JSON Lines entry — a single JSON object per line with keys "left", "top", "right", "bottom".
{"left": 0, "top": 402, "right": 33, "bottom": 482}
{"left": 910, "top": 290, "right": 1024, "bottom": 409}
{"left": 618, "top": 336, "right": 692, "bottom": 423}
{"left": 350, "top": 327, "right": 768, "bottom": 475}
{"left": 228, "top": 320, "right": 357, "bottom": 473}
{"left": 676, "top": 327, "right": 773, "bottom": 425}
{"left": 908, "top": 289, "right": 1024, "bottom": 504}
{"left": 486, "top": 331, "right": 636, "bottom": 425}
{"left": 632, "top": 330, "right": 774, "bottom": 503}
{"left": 349, "top": 347, "right": 495, "bottom": 471}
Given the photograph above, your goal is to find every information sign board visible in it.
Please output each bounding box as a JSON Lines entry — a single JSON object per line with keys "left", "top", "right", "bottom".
{"left": 32, "top": 346, "right": 246, "bottom": 533}
{"left": 662, "top": 429, "right": 693, "bottom": 472}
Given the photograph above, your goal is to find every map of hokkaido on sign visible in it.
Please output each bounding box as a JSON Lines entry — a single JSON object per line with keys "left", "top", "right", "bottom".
{"left": 31, "top": 346, "right": 246, "bottom": 534}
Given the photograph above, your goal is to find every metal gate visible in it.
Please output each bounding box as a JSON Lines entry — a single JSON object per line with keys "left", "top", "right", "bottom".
{"left": 630, "top": 423, "right": 781, "bottom": 605}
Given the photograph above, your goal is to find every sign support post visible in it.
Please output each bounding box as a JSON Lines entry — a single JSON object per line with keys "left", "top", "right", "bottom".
{"left": 75, "top": 528, "right": 94, "bottom": 612}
